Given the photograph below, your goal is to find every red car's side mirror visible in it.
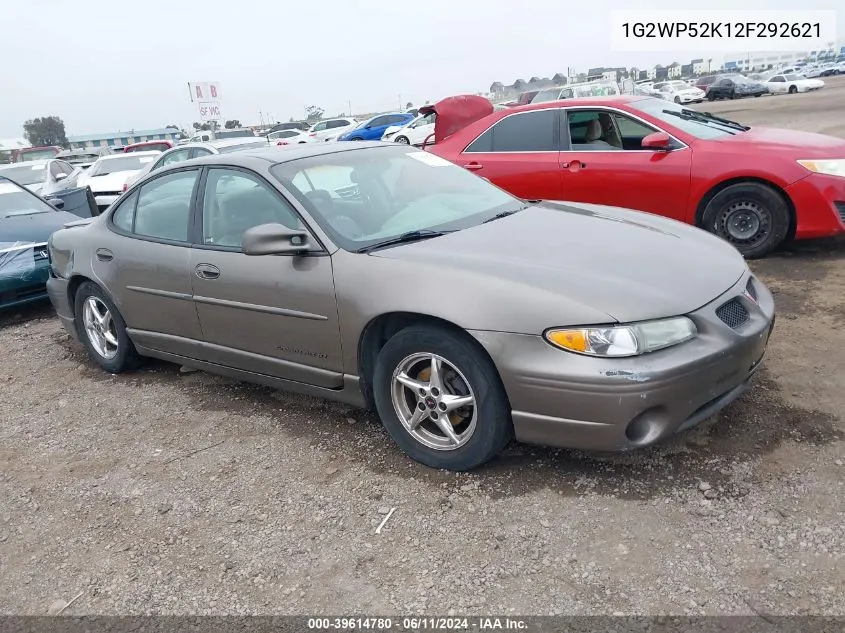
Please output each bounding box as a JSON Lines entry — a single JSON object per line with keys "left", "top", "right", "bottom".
{"left": 641, "top": 132, "right": 671, "bottom": 151}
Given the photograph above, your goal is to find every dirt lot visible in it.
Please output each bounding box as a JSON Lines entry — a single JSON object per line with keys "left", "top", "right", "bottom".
{"left": 2, "top": 79, "right": 844, "bottom": 617}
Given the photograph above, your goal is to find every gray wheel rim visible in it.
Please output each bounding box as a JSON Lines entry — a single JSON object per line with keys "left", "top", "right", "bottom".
{"left": 716, "top": 200, "right": 771, "bottom": 247}
{"left": 390, "top": 352, "right": 477, "bottom": 451}
{"left": 396, "top": 137, "right": 410, "bottom": 144}
{"left": 82, "top": 296, "right": 119, "bottom": 360}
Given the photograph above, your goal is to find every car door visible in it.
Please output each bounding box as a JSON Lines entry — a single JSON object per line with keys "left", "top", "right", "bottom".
{"left": 362, "top": 116, "right": 390, "bottom": 140}
{"left": 452, "top": 108, "right": 562, "bottom": 200}
{"left": 557, "top": 108, "right": 692, "bottom": 221}
{"left": 768, "top": 75, "right": 786, "bottom": 93}
{"left": 189, "top": 166, "right": 343, "bottom": 388}
{"left": 409, "top": 113, "right": 436, "bottom": 145}
{"left": 99, "top": 168, "right": 204, "bottom": 357}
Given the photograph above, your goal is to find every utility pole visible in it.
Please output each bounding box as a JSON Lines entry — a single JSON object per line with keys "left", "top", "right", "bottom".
{"left": 348, "top": 100, "right": 352, "bottom": 117}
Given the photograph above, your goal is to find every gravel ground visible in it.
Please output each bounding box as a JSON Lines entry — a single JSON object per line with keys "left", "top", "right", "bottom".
{"left": 2, "top": 81, "right": 844, "bottom": 617}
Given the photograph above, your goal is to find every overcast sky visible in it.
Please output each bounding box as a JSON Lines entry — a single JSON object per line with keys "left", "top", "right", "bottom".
{"left": 2, "top": 0, "right": 842, "bottom": 137}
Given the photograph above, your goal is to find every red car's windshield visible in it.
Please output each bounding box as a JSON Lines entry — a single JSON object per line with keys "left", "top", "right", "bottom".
{"left": 628, "top": 99, "right": 747, "bottom": 139}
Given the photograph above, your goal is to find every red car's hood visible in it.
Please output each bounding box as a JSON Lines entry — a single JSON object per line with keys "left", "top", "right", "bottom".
{"left": 708, "top": 126, "right": 845, "bottom": 157}
{"left": 420, "top": 95, "right": 493, "bottom": 144}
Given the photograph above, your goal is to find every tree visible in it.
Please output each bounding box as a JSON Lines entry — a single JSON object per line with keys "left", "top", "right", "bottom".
{"left": 304, "top": 105, "right": 324, "bottom": 121}
{"left": 192, "top": 122, "right": 211, "bottom": 131}
{"left": 224, "top": 119, "right": 241, "bottom": 129}
{"left": 23, "top": 116, "right": 67, "bottom": 147}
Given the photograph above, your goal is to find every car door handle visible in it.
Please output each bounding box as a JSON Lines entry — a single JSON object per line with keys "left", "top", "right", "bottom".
{"left": 95, "top": 248, "right": 113, "bottom": 262}
{"left": 195, "top": 263, "right": 220, "bottom": 280}
{"left": 464, "top": 163, "right": 484, "bottom": 171}
{"left": 561, "top": 160, "right": 585, "bottom": 170}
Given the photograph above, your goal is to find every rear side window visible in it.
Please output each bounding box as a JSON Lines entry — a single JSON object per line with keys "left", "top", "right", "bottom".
{"left": 465, "top": 110, "right": 557, "bottom": 153}
{"left": 131, "top": 170, "right": 198, "bottom": 242}
{"left": 111, "top": 191, "right": 138, "bottom": 231}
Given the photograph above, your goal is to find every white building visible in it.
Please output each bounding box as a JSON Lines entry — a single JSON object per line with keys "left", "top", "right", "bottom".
{"left": 691, "top": 58, "right": 706, "bottom": 74}
{"left": 668, "top": 63, "right": 682, "bottom": 78}
{"left": 646, "top": 67, "right": 657, "bottom": 80}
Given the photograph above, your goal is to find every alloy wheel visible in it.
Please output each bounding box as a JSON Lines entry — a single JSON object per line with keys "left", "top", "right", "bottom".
{"left": 82, "top": 296, "right": 119, "bottom": 359}
{"left": 390, "top": 353, "right": 477, "bottom": 451}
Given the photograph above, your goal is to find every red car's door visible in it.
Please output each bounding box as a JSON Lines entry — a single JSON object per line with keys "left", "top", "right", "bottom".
{"left": 452, "top": 109, "right": 562, "bottom": 201}
{"left": 558, "top": 108, "right": 693, "bottom": 222}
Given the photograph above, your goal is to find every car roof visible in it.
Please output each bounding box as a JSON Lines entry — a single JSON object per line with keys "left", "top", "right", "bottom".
{"left": 158, "top": 141, "right": 397, "bottom": 171}
{"left": 98, "top": 150, "right": 161, "bottom": 159}
{"left": 0, "top": 159, "right": 50, "bottom": 167}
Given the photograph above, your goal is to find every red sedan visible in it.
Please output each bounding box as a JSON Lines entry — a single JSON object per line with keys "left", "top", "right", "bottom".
{"left": 422, "top": 95, "right": 845, "bottom": 257}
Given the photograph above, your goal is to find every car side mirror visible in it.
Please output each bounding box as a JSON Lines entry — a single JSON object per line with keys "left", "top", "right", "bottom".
{"left": 46, "top": 197, "right": 65, "bottom": 209}
{"left": 242, "top": 223, "right": 310, "bottom": 255}
{"left": 55, "top": 172, "right": 68, "bottom": 181}
{"left": 641, "top": 132, "right": 672, "bottom": 151}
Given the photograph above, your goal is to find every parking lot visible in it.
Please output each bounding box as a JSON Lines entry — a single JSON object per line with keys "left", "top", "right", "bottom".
{"left": 1, "top": 78, "right": 844, "bottom": 617}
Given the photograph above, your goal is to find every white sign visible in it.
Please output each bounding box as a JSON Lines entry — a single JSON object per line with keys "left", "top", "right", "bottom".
{"left": 188, "top": 81, "right": 222, "bottom": 103}
{"left": 198, "top": 101, "right": 222, "bottom": 121}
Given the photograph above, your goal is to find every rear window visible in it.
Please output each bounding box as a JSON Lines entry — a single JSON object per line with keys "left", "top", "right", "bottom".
{"left": 0, "top": 180, "right": 53, "bottom": 217}
{"left": 88, "top": 155, "right": 156, "bottom": 176}
{"left": 0, "top": 163, "right": 46, "bottom": 185}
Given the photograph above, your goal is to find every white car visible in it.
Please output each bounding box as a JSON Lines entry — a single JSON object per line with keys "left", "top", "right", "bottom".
{"left": 0, "top": 159, "right": 82, "bottom": 196}
{"left": 381, "top": 112, "right": 436, "bottom": 146}
{"left": 77, "top": 151, "right": 161, "bottom": 212}
{"left": 655, "top": 80, "right": 706, "bottom": 104}
{"left": 308, "top": 117, "right": 358, "bottom": 142}
{"left": 267, "top": 129, "right": 315, "bottom": 145}
{"left": 765, "top": 73, "right": 825, "bottom": 95}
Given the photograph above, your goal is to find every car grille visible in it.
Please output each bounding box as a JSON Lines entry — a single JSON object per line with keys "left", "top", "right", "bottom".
{"left": 716, "top": 297, "right": 750, "bottom": 329}
{"left": 835, "top": 201, "right": 845, "bottom": 225}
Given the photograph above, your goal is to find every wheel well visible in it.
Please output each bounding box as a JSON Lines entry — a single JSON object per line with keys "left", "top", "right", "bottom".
{"left": 356, "top": 312, "right": 498, "bottom": 410}
{"left": 694, "top": 177, "right": 797, "bottom": 241}
{"left": 66, "top": 274, "right": 92, "bottom": 310}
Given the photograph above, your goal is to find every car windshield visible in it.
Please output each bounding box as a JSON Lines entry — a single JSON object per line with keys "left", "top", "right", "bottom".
{"left": 270, "top": 146, "right": 523, "bottom": 252}
{"left": 0, "top": 163, "right": 46, "bottom": 185}
{"left": 532, "top": 88, "right": 561, "bottom": 103}
{"left": 214, "top": 130, "right": 255, "bottom": 139}
{"left": 628, "top": 98, "right": 745, "bottom": 139}
{"left": 0, "top": 180, "right": 53, "bottom": 218}
{"left": 88, "top": 155, "right": 155, "bottom": 176}
{"left": 217, "top": 140, "right": 269, "bottom": 153}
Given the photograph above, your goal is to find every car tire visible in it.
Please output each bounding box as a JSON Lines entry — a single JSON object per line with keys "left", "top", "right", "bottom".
{"left": 350, "top": 136, "right": 363, "bottom": 141}
{"left": 74, "top": 281, "right": 141, "bottom": 373}
{"left": 707, "top": 94, "right": 715, "bottom": 101}
{"left": 788, "top": 85, "right": 797, "bottom": 94}
{"left": 701, "top": 182, "right": 791, "bottom": 259}
{"left": 395, "top": 136, "right": 410, "bottom": 144}
{"left": 372, "top": 324, "right": 512, "bottom": 471}
{"left": 729, "top": 90, "right": 736, "bottom": 100}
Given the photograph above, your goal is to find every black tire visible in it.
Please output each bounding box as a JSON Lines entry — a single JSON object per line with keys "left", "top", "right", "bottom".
{"left": 701, "top": 182, "right": 791, "bottom": 259}
{"left": 372, "top": 324, "right": 512, "bottom": 471}
{"left": 74, "top": 281, "right": 141, "bottom": 373}
{"left": 350, "top": 136, "right": 363, "bottom": 141}
{"left": 788, "top": 85, "right": 797, "bottom": 94}
{"left": 395, "top": 136, "right": 410, "bottom": 144}
{"left": 729, "top": 90, "right": 736, "bottom": 100}
{"left": 673, "top": 96, "right": 681, "bottom": 104}
{"left": 707, "top": 93, "right": 715, "bottom": 101}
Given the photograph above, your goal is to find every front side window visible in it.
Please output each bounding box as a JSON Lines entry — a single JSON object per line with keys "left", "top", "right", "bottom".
{"left": 311, "top": 121, "right": 327, "bottom": 132}
{"left": 202, "top": 168, "right": 302, "bottom": 248}
{"left": 466, "top": 110, "right": 557, "bottom": 153}
{"left": 271, "top": 146, "right": 521, "bottom": 252}
{"left": 130, "top": 170, "right": 198, "bottom": 242}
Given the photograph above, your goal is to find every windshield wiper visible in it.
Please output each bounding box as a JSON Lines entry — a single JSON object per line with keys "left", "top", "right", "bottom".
{"left": 356, "top": 229, "right": 455, "bottom": 253}
{"left": 482, "top": 204, "right": 530, "bottom": 224}
{"left": 662, "top": 108, "right": 748, "bottom": 132}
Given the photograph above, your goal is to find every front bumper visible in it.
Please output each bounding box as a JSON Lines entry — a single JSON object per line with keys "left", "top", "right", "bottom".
{"left": 786, "top": 173, "right": 845, "bottom": 240}
{"left": 470, "top": 272, "right": 775, "bottom": 452}
{"left": 46, "top": 275, "right": 78, "bottom": 339}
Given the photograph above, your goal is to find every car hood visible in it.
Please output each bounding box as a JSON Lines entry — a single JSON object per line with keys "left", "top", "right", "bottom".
{"left": 708, "top": 126, "right": 845, "bottom": 156}
{"left": 84, "top": 170, "right": 142, "bottom": 192}
{"left": 369, "top": 202, "right": 747, "bottom": 324}
{"left": 0, "top": 210, "right": 82, "bottom": 244}
{"left": 382, "top": 125, "right": 406, "bottom": 137}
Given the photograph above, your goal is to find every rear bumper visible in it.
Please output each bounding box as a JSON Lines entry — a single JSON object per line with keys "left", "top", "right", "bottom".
{"left": 46, "top": 276, "right": 78, "bottom": 339}
{"left": 470, "top": 272, "right": 775, "bottom": 452}
{"left": 787, "top": 173, "right": 845, "bottom": 239}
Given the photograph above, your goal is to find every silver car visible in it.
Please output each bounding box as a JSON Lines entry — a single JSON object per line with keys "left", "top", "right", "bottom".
{"left": 0, "top": 159, "right": 82, "bottom": 196}
{"left": 46, "top": 143, "right": 775, "bottom": 471}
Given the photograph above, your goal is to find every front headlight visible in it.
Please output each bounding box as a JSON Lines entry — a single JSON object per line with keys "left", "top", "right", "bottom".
{"left": 797, "top": 159, "right": 845, "bottom": 178}
{"left": 544, "top": 316, "right": 697, "bottom": 358}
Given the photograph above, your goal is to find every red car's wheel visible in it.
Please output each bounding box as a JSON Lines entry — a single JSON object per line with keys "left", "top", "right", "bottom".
{"left": 701, "top": 182, "right": 791, "bottom": 259}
